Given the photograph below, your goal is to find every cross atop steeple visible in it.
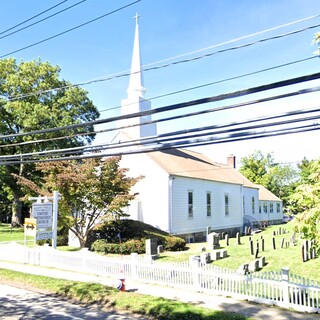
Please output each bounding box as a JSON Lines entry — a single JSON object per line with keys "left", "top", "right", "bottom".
{"left": 133, "top": 13, "right": 140, "bottom": 25}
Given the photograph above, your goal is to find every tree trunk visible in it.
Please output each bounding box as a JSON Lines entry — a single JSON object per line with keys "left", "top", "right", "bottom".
{"left": 11, "top": 194, "right": 22, "bottom": 226}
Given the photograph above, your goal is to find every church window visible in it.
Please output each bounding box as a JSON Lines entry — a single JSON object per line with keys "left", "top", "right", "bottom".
{"left": 224, "top": 193, "right": 229, "bottom": 216}
{"left": 252, "top": 197, "right": 255, "bottom": 214}
{"left": 270, "top": 203, "right": 274, "bottom": 213}
{"left": 188, "top": 191, "right": 193, "bottom": 218}
{"left": 206, "top": 192, "right": 211, "bottom": 217}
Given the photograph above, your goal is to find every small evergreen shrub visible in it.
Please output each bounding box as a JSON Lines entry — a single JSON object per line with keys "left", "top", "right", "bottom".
{"left": 121, "top": 239, "right": 145, "bottom": 254}
{"left": 163, "top": 236, "right": 186, "bottom": 251}
{"left": 91, "top": 238, "right": 145, "bottom": 254}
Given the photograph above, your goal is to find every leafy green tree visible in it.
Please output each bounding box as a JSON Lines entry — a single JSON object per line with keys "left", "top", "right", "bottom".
{"left": 0, "top": 58, "right": 99, "bottom": 225}
{"left": 239, "top": 150, "right": 297, "bottom": 209}
{"left": 15, "top": 157, "right": 142, "bottom": 248}
{"left": 289, "top": 160, "right": 320, "bottom": 253}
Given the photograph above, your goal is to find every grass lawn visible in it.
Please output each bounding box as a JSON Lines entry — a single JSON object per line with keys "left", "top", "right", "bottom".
{"left": 0, "top": 223, "right": 25, "bottom": 243}
{"left": 0, "top": 268, "right": 249, "bottom": 320}
{"left": 1, "top": 221, "right": 319, "bottom": 282}
{"left": 158, "top": 222, "right": 320, "bottom": 283}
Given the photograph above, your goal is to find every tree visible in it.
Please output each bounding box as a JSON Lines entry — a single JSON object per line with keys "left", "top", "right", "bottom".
{"left": 239, "top": 150, "right": 298, "bottom": 209}
{"left": 15, "top": 156, "right": 142, "bottom": 248}
{"left": 289, "top": 160, "right": 320, "bottom": 254}
{"left": 0, "top": 58, "right": 99, "bottom": 225}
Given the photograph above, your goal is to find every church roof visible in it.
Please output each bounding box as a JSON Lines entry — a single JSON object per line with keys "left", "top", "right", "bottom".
{"left": 147, "top": 148, "right": 258, "bottom": 188}
{"left": 257, "top": 184, "right": 282, "bottom": 201}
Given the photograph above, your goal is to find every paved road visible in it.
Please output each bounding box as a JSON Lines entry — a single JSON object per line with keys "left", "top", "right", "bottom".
{"left": 0, "top": 284, "right": 140, "bottom": 320}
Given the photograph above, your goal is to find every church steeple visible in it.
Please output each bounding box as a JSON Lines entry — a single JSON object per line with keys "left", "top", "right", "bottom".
{"left": 118, "top": 14, "right": 157, "bottom": 141}
{"left": 127, "top": 13, "right": 146, "bottom": 98}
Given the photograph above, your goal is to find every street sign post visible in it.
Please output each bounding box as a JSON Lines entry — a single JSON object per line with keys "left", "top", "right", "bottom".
{"left": 24, "top": 218, "right": 37, "bottom": 237}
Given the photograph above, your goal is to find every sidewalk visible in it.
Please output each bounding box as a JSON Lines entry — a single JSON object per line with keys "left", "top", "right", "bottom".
{"left": 0, "top": 260, "right": 319, "bottom": 320}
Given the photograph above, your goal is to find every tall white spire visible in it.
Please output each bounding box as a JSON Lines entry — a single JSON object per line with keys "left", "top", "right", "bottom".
{"left": 118, "top": 13, "right": 157, "bottom": 141}
{"left": 127, "top": 13, "right": 146, "bottom": 98}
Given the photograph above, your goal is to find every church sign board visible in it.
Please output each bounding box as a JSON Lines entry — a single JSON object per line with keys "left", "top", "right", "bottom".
{"left": 32, "top": 202, "right": 53, "bottom": 230}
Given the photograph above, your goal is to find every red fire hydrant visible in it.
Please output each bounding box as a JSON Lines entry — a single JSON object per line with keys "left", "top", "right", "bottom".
{"left": 117, "top": 270, "right": 126, "bottom": 292}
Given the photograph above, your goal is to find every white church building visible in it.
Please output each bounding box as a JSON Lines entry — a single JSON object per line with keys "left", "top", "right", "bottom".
{"left": 115, "top": 16, "right": 283, "bottom": 241}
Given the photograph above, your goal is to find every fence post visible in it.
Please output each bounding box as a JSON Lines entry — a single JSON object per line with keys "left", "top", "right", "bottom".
{"left": 281, "top": 267, "right": 290, "bottom": 308}
{"left": 190, "top": 258, "right": 201, "bottom": 290}
{"left": 131, "top": 253, "right": 138, "bottom": 279}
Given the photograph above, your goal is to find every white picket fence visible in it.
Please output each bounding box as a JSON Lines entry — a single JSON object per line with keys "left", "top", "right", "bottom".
{"left": 0, "top": 242, "right": 319, "bottom": 314}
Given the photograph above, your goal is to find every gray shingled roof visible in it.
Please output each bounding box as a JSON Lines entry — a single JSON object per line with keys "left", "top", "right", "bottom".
{"left": 147, "top": 148, "right": 258, "bottom": 188}
{"left": 257, "top": 184, "right": 282, "bottom": 201}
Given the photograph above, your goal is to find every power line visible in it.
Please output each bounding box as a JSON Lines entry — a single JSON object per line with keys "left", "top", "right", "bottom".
{"left": 0, "top": 0, "right": 141, "bottom": 59}
{"left": 2, "top": 122, "right": 320, "bottom": 165}
{"left": 0, "top": 0, "right": 88, "bottom": 40}
{"left": 0, "top": 0, "right": 68, "bottom": 36}
{"left": 2, "top": 83, "right": 320, "bottom": 149}
{"left": 3, "top": 17, "right": 320, "bottom": 102}
{"left": 2, "top": 71, "right": 320, "bottom": 140}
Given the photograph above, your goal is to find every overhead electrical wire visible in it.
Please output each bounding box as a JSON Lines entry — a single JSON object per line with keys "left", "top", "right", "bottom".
{"left": 5, "top": 106, "right": 320, "bottom": 161}
{"left": 2, "top": 83, "right": 320, "bottom": 149}
{"left": 0, "top": 0, "right": 88, "bottom": 40}
{"left": 2, "top": 71, "right": 320, "bottom": 140}
{"left": 3, "top": 15, "right": 320, "bottom": 102}
{"left": 0, "top": 0, "right": 68, "bottom": 36}
{"left": 0, "top": 0, "right": 141, "bottom": 59}
{"left": 2, "top": 122, "right": 320, "bottom": 165}
{"left": 2, "top": 82, "right": 320, "bottom": 160}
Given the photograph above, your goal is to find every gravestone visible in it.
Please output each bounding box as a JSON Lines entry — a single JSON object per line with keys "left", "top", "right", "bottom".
{"left": 236, "top": 232, "right": 241, "bottom": 245}
{"left": 225, "top": 234, "right": 229, "bottom": 246}
{"left": 249, "top": 240, "right": 254, "bottom": 255}
{"left": 249, "top": 260, "right": 259, "bottom": 272}
{"left": 255, "top": 242, "right": 259, "bottom": 259}
{"left": 208, "top": 232, "right": 220, "bottom": 249}
{"left": 236, "top": 263, "right": 249, "bottom": 275}
{"left": 206, "top": 226, "right": 211, "bottom": 241}
{"left": 211, "top": 250, "right": 220, "bottom": 261}
{"left": 157, "top": 245, "right": 164, "bottom": 254}
{"left": 219, "top": 249, "right": 228, "bottom": 258}
{"left": 290, "top": 233, "right": 296, "bottom": 246}
{"left": 146, "top": 238, "right": 158, "bottom": 256}
{"left": 258, "top": 256, "right": 266, "bottom": 269}
{"left": 304, "top": 240, "right": 309, "bottom": 262}
{"left": 200, "top": 252, "right": 211, "bottom": 264}
{"left": 261, "top": 238, "right": 265, "bottom": 251}
{"left": 272, "top": 237, "right": 276, "bottom": 250}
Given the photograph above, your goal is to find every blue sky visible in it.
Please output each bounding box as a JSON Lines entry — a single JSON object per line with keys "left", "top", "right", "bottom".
{"left": 2, "top": 0, "right": 320, "bottom": 165}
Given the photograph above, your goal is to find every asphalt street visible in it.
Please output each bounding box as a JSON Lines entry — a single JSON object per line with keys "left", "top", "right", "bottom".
{"left": 0, "top": 283, "right": 143, "bottom": 320}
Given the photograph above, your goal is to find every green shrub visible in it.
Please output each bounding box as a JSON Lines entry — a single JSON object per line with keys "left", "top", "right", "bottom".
{"left": 91, "top": 238, "right": 145, "bottom": 254}
{"left": 163, "top": 236, "right": 186, "bottom": 251}
{"left": 91, "top": 239, "right": 108, "bottom": 253}
{"left": 121, "top": 239, "right": 145, "bottom": 254}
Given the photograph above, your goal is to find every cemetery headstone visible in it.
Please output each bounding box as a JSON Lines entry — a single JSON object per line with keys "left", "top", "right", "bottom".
{"left": 146, "top": 238, "right": 158, "bottom": 256}
{"left": 225, "top": 234, "right": 229, "bottom": 246}
{"left": 236, "top": 232, "right": 241, "bottom": 245}
{"left": 249, "top": 240, "right": 254, "bottom": 255}
{"left": 208, "top": 232, "right": 220, "bottom": 249}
